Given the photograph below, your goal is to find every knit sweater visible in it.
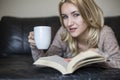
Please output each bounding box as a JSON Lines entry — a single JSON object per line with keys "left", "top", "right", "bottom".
{"left": 31, "top": 25, "right": 120, "bottom": 68}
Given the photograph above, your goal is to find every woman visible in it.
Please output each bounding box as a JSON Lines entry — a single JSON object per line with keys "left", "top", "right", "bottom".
{"left": 28, "top": 0, "right": 120, "bottom": 68}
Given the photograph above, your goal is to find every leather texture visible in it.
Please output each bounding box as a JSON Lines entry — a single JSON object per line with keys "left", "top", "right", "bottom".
{"left": 0, "top": 16, "right": 61, "bottom": 56}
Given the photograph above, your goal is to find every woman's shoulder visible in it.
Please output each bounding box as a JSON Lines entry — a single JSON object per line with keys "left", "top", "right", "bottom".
{"left": 98, "top": 25, "right": 117, "bottom": 48}
{"left": 100, "top": 25, "right": 115, "bottom": 36}
{"left": 99, "top": 25, "right": 116, "bottom": 45}
{"left": 56, "top": 26, "right": 65, "bottom": 34}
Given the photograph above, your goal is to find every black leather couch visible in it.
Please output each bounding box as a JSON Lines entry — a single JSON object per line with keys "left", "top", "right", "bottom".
{"left": 0, "top": 16, "right": 120, "bottom": 80}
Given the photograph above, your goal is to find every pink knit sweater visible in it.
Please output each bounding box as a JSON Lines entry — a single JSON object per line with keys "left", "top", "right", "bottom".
{"left": 31, "top": 25, "right": 120, "bottom": 68}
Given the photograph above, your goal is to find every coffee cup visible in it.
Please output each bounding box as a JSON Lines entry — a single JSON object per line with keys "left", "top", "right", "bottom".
{"left": 34, "top": 26, "right": 51, "bottom": 49}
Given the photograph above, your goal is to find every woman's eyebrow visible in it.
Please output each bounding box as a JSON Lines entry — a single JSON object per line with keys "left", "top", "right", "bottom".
{"left": 61, "top": 10, "right": 79, "bottom": 15}
{"left": 71, "top": 11, "right": 79, "bottom": 14}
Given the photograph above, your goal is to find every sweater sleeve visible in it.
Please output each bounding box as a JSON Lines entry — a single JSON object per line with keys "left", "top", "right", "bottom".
{"left": 30, "top": 27, "right": 67, "bottom": 61}
{"left": 99, "top": 26, "right": 120, "bottom": 68}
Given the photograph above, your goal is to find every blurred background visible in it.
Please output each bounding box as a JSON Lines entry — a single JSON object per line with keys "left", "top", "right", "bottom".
{"left": 0, "top": 0, "right": 120, "bottom": 19}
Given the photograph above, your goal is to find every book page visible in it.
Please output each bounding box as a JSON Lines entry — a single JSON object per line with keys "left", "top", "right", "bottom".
{"left": 71, "top": 57, "right": 105, "bottom": 72}
{"left": 33, "top": 55, "right": 69, "bottom": 74}
{"left": 67, "top": 50, "right": 105, "bottom": 73}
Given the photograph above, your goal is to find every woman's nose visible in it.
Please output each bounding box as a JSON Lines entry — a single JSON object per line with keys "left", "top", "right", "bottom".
{"left": 67, "top": 17, "right": 74, "bottom": 26}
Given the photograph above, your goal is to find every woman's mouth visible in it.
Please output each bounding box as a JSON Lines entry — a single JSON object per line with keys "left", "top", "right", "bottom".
{"left": 69, "top": 28, "right": 77, "bottom": 32}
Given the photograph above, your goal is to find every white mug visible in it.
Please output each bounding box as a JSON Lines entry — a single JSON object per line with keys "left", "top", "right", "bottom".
{"left": 34, "top": 26, "right": 51, "bottom": 49}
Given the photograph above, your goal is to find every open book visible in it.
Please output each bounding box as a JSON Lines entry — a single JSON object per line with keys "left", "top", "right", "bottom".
{"left": 33, "top": 49, "right": 106, "bottom": 75}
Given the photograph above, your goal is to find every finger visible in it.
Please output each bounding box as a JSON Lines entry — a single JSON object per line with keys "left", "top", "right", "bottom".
{"left": 28, "top": 39, "right": 35, "bottom": 44}
{"left": 28, "top": 39, "right": 36, "bottom": 47}
{"left": 30, "top": 31, "right": 34, "bottom": 36}
{"left": 28, "top": 31, "right": 34, "bottom": 39}
{"left": 31, "top": 43, "right": 36, "bottom": 47}
{"left": 65, "top": 58, "right": 71, "bottom": 62}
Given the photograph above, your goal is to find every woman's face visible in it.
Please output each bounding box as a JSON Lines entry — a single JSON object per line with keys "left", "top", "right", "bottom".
{"left": 61, "top": 2, "right": 88, "bottom": 38}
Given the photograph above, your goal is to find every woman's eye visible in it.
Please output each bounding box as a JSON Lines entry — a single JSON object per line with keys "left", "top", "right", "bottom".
{"left": 73, "top": 13, "right": 80, "bottom": 17}
{"left": 62, "top": 15, "right": 68, "bottom": 19}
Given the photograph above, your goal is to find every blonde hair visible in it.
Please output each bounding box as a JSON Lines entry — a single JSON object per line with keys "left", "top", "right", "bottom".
{"left": 59, "top": 0, "right": 104, "bottom": 56}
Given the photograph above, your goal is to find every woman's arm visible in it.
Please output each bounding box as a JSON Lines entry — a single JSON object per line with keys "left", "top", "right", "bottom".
{"left": 29, "top": 27, "right": 67, "bottom": 61}
{"left": 99, "top": 26, "right": 120, "bottom": 68}
{"left": 30, "top": 45, "right": 64, "bottom": 61}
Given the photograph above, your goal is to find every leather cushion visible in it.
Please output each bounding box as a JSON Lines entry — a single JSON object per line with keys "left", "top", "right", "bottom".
{"left": 0, "top": 16, "right": 61, "bottom": 56}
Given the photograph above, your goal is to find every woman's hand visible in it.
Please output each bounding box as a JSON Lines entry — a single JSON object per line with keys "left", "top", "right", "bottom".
{"left": 28, "top": 31, "right": 36, "bottom": 48}
{"left": 64, "top": 58, "right": 71, "bottom": 62}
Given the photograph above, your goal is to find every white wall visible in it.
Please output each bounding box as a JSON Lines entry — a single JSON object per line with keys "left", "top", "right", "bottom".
{"left": 0, "top": 0, "right": 60, "bottom": 19}
{"left": 0, "top": 0, "right": 120, "bottom": 19}
{"left": 95, "top": 0, "right": 120, "bottom": 17}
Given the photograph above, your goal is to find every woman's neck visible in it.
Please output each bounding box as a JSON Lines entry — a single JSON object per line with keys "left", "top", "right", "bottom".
{"left": 77, "top": 28, "right": 89, "bottom": 44}
{"left": 76, "top": 28, "right": 89, "bottom": 51}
